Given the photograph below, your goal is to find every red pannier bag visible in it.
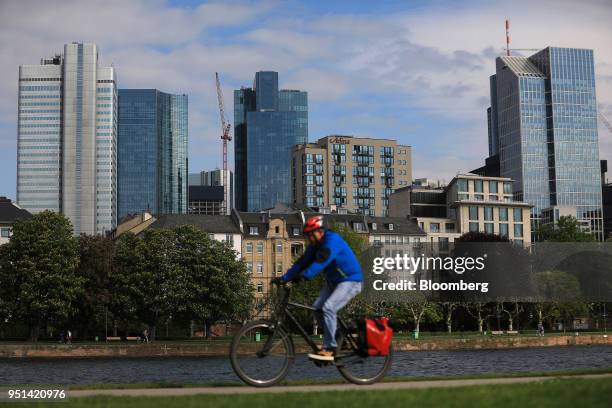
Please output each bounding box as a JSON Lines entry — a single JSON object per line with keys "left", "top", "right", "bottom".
{"left": 365, "top": 317, "right": 393, "bottom": 356}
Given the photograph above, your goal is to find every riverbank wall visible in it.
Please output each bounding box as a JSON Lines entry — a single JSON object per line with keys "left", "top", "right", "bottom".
{"left": 1, "top": 334, "right": 610, "bottom": 358}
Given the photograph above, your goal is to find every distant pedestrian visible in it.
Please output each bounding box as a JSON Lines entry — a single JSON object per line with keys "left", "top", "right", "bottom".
{"left": 143, "top": 329, "right": 149, "bottom": 343}
{"left": 67, "top": 330, "right": 72, "bottom": 344}
{"left": 537, "top": 322, "right": 544, "bottom": 337}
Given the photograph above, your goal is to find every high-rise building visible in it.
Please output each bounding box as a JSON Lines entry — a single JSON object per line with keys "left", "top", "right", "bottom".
{"left": 117, "top": 89, "right": 188, "bottom": 220}
{"left": 292, "top": 135, "right": 412, "bottom": 216}
{"left": 485, "top": 47, "right": 603, "bottom": 240}
{"left": 17, "top": 43, "right": 117, "bottom": 235}
{"left": 188, "top": 169, "right": 234, "bottom": 213}
{"left": 234, "top": 71, "right": 308, "bottom": 212}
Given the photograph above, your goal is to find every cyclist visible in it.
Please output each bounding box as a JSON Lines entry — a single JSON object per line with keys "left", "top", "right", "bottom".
{"left": 272, "top": 215, "right": 363, "bottom": 361}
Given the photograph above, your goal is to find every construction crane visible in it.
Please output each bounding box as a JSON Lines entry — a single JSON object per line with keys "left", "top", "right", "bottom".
{"left": 215, "top": 72, "right": 232, "bottom": 215}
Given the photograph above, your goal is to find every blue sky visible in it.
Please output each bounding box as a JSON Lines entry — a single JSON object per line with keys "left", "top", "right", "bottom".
{"left": 1, "top": 0, "right": 611, "bottom": 200}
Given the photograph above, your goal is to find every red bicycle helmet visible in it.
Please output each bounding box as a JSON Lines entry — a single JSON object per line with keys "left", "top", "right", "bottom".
{"left": 303, "top": 215, "right": 324, "bottom": 233}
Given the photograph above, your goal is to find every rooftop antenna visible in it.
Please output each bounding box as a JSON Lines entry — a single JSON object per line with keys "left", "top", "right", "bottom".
{"left": 505, "top": 19, "right": 511, "bottom": 56}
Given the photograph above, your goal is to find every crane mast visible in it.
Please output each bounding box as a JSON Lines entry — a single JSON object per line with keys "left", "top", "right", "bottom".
{"left": 216, "top": 72, "right": 232, "bottom": 215}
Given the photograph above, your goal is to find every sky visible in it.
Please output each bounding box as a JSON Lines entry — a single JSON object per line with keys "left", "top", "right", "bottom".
{"left": 1, "top": 0, "right": 611, "bottom": 200}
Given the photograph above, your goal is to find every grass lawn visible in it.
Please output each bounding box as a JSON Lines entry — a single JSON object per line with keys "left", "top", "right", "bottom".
{"left": 4, "top": 377, "right": 612, "bottom": 408}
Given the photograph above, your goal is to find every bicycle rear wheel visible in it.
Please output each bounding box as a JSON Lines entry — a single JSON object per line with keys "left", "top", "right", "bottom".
{"left": 335, "top": 333, "right": 393, "bottom": 385}
{"left": 229, "top": 320, "right": 294, "bottom": 387}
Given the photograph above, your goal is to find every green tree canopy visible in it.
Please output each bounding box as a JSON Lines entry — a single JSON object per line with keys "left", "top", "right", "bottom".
{"left": 538, "top": 215, "right": 595, "bottom": 242}
{"left": 0, "top": 211, "right": 81, "bottom": 341}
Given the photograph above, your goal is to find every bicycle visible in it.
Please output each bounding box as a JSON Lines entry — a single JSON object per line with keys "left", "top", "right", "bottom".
{"left": 229, "top": 279, "right": 393, "bottom": 387}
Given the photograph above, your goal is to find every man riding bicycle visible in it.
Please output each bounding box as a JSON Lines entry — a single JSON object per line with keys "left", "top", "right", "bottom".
{"left": 272, "top": 215, "right": 363, "bottom": 362}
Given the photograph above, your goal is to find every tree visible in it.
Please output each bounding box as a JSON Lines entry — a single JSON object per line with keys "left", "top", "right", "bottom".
{"left": 113, "top": 226, "right": 254, "bottom": 339}
{"left": 465, "top": 302, "right": 489, "bottom": 333}
{"left": 538, "top": 215, "right": 595, "bottom": 242}
{"left": 0, "top": 211, "right": 81, "bottom": 341}
{"left": 74, "top": 234, "right": 114, "bottom": 339}
{"left": 442, "top": 302, "right": 459, "bottom": 333}
{"left": 173, "top": 225, "right": 253, "bottom": 337}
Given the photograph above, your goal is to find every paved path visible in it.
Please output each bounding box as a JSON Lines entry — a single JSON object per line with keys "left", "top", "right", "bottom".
{"left": 69, "top": 373, "right": 612, "bottom": 398}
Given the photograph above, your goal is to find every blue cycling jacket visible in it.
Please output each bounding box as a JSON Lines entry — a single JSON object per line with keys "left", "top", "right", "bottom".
{"left": 282, "top": 229, "right": 363, "bottom": 284}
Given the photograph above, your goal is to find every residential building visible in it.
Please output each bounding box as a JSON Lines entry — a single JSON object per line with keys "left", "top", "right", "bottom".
{"left": 240, "top": 203, "right": 425, "bottom": 299}
{"left": 234, "top": 71, "right": 308, "bottom": 211}
{"left": 148, "top": 213, "right": 242, "bottom": 256}
{"left": 188, "top": 185, "right": 224, "bottom": 215}
{"left": 17, "top": 42, "right": 117, "bottom": 235}
{"left": 0, "top": 197, "right": 32, "bottom": 245}
{"left": 188, "top": 169, "right": 234, "bottom": 214}
{"left": 110, "top": 210, "right": 156, "bottom": 240}
{"left": 484, "top": 47, "right": 603, "bottom": 240}
{"left": 117, "top": 89, "right": 188, "bottom": 220}
{"left": 390, "top": 174, "right": 533, "bottom": 246}
{"left": 292, "top": 135, "right": 412, "bottom": 216}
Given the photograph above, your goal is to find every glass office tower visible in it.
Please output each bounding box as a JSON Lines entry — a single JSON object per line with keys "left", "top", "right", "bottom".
{"left": 17, "top": 43, "right": 117, "bottom": 235}
{"left": 117, "top": 89, "right": 188, "bottom": 220}
{"left": 491, "top": 47, "right": 603, "bottom": 239}
{"left": 234, "top": 71, "right": 308, "bottom": 211}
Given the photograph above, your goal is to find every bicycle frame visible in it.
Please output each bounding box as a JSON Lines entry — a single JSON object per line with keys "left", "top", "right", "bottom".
{"left": 260, "top": 283, "right": 363, "bottom": 361}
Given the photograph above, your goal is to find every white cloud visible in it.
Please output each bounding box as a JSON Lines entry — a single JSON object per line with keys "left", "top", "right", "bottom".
{"left": 0, "top": 0, "right": 611, "bottom": 197}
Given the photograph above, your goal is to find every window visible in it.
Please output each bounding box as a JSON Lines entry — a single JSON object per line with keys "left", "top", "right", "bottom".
{"left": 246, "top": 242, "right": 253, "bottom": 253}
{"left": 276, "top": 242, "right": 283, "bottom": 253}
{"left": 246, "top": 262, "right": 253, "bottom": 273}
{"left": 514, "top": 224, "right": 523, "bottom": 238}
{"left": 276, "top": 263, "right": 283, "bottom": 274}
{"left": 430, "top": 223, "right": 440, "bottom": 233}
{"left": 439, "top": 237, "right": 449, "bottom": 251}
{"left": 371, "top": 222, "right": 377, "bottom": 230}
{"left": 503, "top": 182, "right": 512, "bottom": 194}
{"left": 469, "top": 222, "right": 479, "bottom": 232}
{"left": 484, "top": 207, "right": 493, "bottom": 221}
{"left": 513, "top": 208, "right": 523, "bottom": 222}
{"left": 225, "top": 234, "right": 234, "bottom": 246}
{"left": 484, "top": 223, "right": 494, "bottom": 234}
{"left": 292, "top": 227, "right": 300, "bottom": 236}
{"left": 353, "top": 222, "right": 364, "bottom": 231}
{"left": 257, "top": 282, "right": 264, "bottom": 293}
{"left": 499, "top": 223, "right": 509, "bottom": 237}
{"left": 445, "top": 223, "right": 455, "bottom": 232}
{"left": 0, "top": 228, "right": 10, "bottom": 238}
{"left": 469, "top": 206, "right": 479, "bottom": 220}
{"left": 499, "top": 208, "right": 508, "bottom": 221}
{"left": 249, "top": 226, "right": 259, "bottom": 235}
{"left": 256, "top": 242, "right": 264, "bottom": 253}
{"left": 489, "top": 180, "right": 498, "bottom": 194}
{"left": 388, "top": 223, "right": 394, "bottom": 231}
{"left": 257, "top": 262, "right": 264, "bottom": 274}
{"left": 275, "top": 226, "right": 280, "bottom": 233}
{"left": 474, "top": 179, "right": 483, "bottom": 193}
{"left": 457, "top": 179, "right": 468, "bottom": 192}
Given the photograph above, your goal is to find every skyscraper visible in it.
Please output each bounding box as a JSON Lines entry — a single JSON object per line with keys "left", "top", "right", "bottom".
{"left": 487, "top": 47, "right": 603, "bottom": 239}
{"left": 117, "top": 89, "right": 188, "bottom": 220}
{"left": 17, "top": 43, "right": 117, "bottom": 235}
{"left": 234, "top": 71, "right": 308, "bottom": 211}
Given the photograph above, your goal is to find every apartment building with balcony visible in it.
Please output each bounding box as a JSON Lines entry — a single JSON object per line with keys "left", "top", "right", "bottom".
{"left": 292, "top": 135, "right": 412, "bottom": 217}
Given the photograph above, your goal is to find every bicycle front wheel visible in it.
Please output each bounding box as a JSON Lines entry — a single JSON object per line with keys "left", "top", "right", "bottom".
{"left": 229, "top": 320, "right": 294, "bottom": 387}
{"left": 335, "top": 333, "right": 393, "bottom": 385}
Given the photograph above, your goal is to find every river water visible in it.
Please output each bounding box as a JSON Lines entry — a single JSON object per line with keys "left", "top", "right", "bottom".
{"left": 1, "top": 345, "right": 611, "bottom": 385}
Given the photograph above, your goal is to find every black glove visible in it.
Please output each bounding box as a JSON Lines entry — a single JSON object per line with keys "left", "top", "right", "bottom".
{"left": 289, "top": 274, "right": 304, "bottom": 284}
{"left": 271, "top": 277, "right": 284, "bottom": 286}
